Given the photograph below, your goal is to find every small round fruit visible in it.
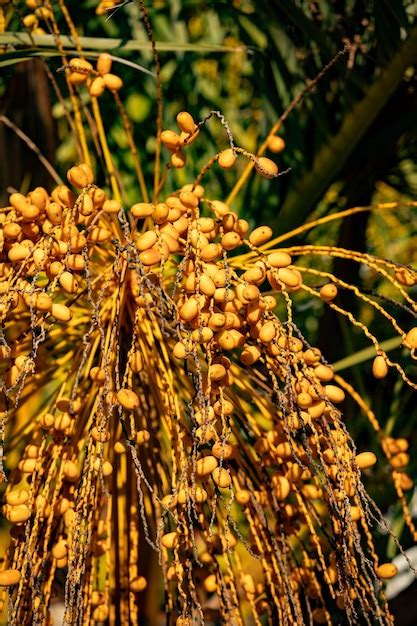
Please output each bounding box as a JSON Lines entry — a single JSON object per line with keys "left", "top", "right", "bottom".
{"left": 267, "top": 135, "right": 286, "bottom": 153}
{"left": 116, "top": 388, "right": 140, "bottom": 411}
{"left": 376, "top": 563, "right": 398, "bottom": 580}
{"left": 355, "top": 452, "right": 377, "bottom": 470}
{"left": 176, "top": 111, "right": 196, "bottom": 134}
{"left": 218, "top": 149, "right": 237, "bottom": 169}
{"left": 0, "top": 569, "right": 21, "bottom": 586}
{"left": 255, "top": 157, "right": 278, "bottom": 179}
{"left": 372, "top": 355, "right": 388, "bottom": 379}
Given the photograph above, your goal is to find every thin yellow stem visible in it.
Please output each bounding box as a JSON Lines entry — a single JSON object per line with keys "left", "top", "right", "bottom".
{"left": 44, "top": 0, "right": 91, "bottom": 167}
{"left": 91, "top": 97, "right": 121, "bottom": 202}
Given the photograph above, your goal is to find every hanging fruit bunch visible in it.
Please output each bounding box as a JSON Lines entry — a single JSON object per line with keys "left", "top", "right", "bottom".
{"left": 0, "top": 1, "right": 416, "bottom": 625}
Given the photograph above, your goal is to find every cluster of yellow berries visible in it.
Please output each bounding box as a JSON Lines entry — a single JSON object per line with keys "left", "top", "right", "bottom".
{"left": 161, "top": 110, "right": 280, "bottom": 178}
{"left": 67, "top": 54, "right": 123, "bottom": 96}
{"left": 0, "top": 163, "right": 116, "bottom": 331}
{"left": 1, "top": 101, "right": 416, "bottom": 624}
{"left": 160, "top": 111, "right": 200, "bottom": 170}
{"left": 20, "top": 0, "right": 53, "bottom": 34}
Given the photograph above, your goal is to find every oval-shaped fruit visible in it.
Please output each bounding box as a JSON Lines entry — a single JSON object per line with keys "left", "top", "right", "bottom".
{"left": 274, "top": 475, "right": 290, "bottom": 501}
{"left": 69, "top": 57, "right": 93, "bottom": 73}
{"left": 68, "top": 70, "right": 88, "bottom": 85}
{"left": 130, "top": 576, "right": 147, "bottom": 592}
{"left": 89, "top": 76, "right": 105, "bottom": 97}
{"left": 355, "top": 451, "right": 377, "bottom": 470}
{"left": 176, "top": 111, "right": 196, "bottom": 134}
{"left": 196, "top": 455, "right": 218, "bottom": 477}
{"left": 201, "top": 243, "right": 221, "bottom": 262}
{"left": 171, "top": 151, "right": 186, "bottom": 168}
{"left": 40, "top": 413, "right": 54, "bottom": 429}
{"left": 191, "top": 327, "right": 213, "bottom": 344}
{"left": 208, "top": 364, "right": 227, "bottom": 380}
{"left": 297, "top": 392, "right": 312, "bottom": 409}
{"left": 173, "top": 341, "right": 187, "bottom": 359}
{"left": 395, "top": 268, "right": 416, "bottom": 287}
{"left": 102, "top": 199, "right": 121, "bottom": 214}
{"left": 235, "top": 490, "right": 251, "bottom": 505}
{"left": 277, "top": 268, "right": 300, "bottom": 288}
{"left": 20, "top": 204, "right": 39, "bottom": 221}
{"left": 179, "top": 299, "right": 199, "bottom": 322}
{"left": 320, "top": 283, "right": 338, "bottom": 302}
{"left": 376, "top": 563, "right": 398, "bottom": 580}
{"left": 161, "top": 531, "right": 178, "bottom": 549}
{"left": 389, "top": 452, "right": 409, "bottom": 469}
{"left": 136, "top": 231, "right": 158, "bottom": 252}
{"left": 215, "top": 330, "right": 235, "bottom": 350}
{"left": 117, "top": 388, "right": 139, "bottom": 411}
{"left": 63, "top": 461, "right": 79, "bottom": 482}
{"left": 179, "top": 191, "right": 198, "bottom": 208}
{"left": 242, "top": 285, "right": 260, "bottom": 301}
{"left": 19, "top": 458, "right": 36, "bottom": 473}
{"left": 249, "top": 226, "right": 273, "bottom": 246}
{"left": 243, "top": 267, "right": 264, "bottom": 285}
{"left": 67, "top": 164, "right": 94, "bottom": 188}
{"left": 210, "top": 200, "right": 230, "bottom": 217}
{"left": 0, "top": 569, "right": 21, "bottom": 586}
{"left": 240, "top": 345, "right": 261, "bottom": 365}
{"left": 259, "top": 321, "right": 276, "bottom": 343}
{"left": 134, "top": 431, "right": 149, "bottom": 446}
{"left": 211, "top": 467, "right": 231, "bottom": 488}
{"left": 267, "top": 135, "right": 286, "bottom": 153}
{"left": 6, "top": 490, "right": 29, "bottom": 506}
{"left": 404, "top": 327, "right": 417, "bottom": 349}
{"left": 314, "top": 364, "right": 334, "bottom": 382}
{"left": 197, "top": 273, "right": 215, "bottom": 296}
{"left": 255, "top": 157, "right": 278, "bottom": 179}
{"left": 103, "top": 73, "right": 123, "bottom": 91}
{"left": 88, "top": 227, "right": 111, "bottom": 243}
{"left": 51, "top": 303, "right": 72, "bottom": 322}
{"left": 97, "top": 53, "right": 112, "bottom": 74}
{"left": 3, "top": 222, "right": 21, "bottom": 239}
{"left": 204, "top": 574, "right": 217, "bottom": 593}
{"left": 139, "top": 248, "right": 161, "bottom": 266}
{"left": 218, "top": 149, "right": 237, "bottom": 169}
{"left": 52, "top": 540, "right": 68, "bottom": 560}
{"left": 8, "top": 245, "right": 31, "bottom": 263}
{"left": 372, "top": 355, "right": 388, "bottom": 379}
{"left": 161, "top": 130, "right": 181, "bottom": 151}
{"left": 90, "top": 367, "right": 106, "bottom": 383}
{"left": 324, "top": 385, "right": 345, "bottom": 404}
{"left": 152, "top": 203, "right": 169, "bottom": 224}
{"left": 267, "top": 251, "right": 292, "bottom": 268}
{"left": 221, "top": 232, "right": 241, "bottom": 250}
{"left": 59, "top": 271, "right": 78, "bottom": 294}
{"left": 93, "top": 606, "right": 109, "bottom": 621}
{"left": 9, "top": 192, "right": 28, "bottom": 211}
{"left": 131, "top": 202, "right": 154, "bottom": 218}
{"left": 8, "top": 505, "right": 31, "bottom": 524}
{"left": 212, "top": 441, "right": 234, "bottom": 460}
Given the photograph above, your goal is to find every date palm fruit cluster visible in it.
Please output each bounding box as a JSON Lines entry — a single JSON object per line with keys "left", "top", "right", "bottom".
{"left": 67, "top": 55, "right": 123, "bottom": 96}
{"left": 1, "top": 1, "right": 417, "bottom": 625}
{"left": 1, "top": 124, "right": 417, "bottom": 624}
